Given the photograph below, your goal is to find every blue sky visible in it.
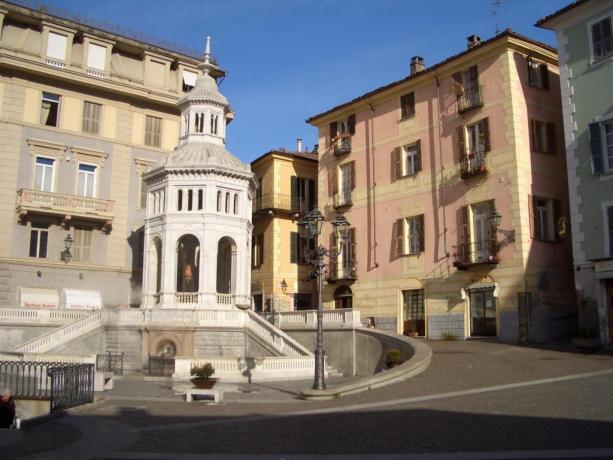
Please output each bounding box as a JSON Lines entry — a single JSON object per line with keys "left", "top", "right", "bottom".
{"left": 39, "top": 0, "right": 568, "bottom": 162}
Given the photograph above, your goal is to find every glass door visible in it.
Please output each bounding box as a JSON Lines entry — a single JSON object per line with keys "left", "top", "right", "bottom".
{"left": 469, "top": 288, "right": 496, "bottom": 337}
{"left": 472, "top": 202, "right": 489, "bottom": 263}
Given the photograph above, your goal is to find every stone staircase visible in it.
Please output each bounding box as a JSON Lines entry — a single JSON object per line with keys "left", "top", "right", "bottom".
{"left": 326, "top": 364, "right": 343, "bottom": 378}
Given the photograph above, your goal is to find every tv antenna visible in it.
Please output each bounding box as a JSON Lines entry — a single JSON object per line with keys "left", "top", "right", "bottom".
{"left": 492, "top": 0, "right": 502, "bottom": 34}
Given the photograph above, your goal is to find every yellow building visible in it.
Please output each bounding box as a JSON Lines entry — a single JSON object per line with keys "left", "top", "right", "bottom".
{"left": 251, "top": 147, "right": 318, "bottom": 312}
{"left": 0, "top": 1, "right": 219, "bottom": 308}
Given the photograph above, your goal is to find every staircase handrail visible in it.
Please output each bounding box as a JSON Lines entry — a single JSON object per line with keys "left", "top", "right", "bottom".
{"left": 246, "top": 311, "right": 312, "bottom": 357}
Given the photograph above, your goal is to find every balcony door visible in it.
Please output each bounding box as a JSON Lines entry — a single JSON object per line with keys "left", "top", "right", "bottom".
{"left": 77, "top": 164, "right": 97, "bottom": 197}
{"left": 469, "top": 287, "right": 496, "bottom": 337}
{"left": 472, "top": 202, "right": 489, "bottom": 263}
{"left": 339, "top": 163, "right": 352, "bottom": 203}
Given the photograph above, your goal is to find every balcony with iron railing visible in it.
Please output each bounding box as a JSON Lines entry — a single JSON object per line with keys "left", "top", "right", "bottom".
{"left": 253, "top": 193, "right": 314, "bottom": 215}
{"left": 16, "top": 189, "right": 114, "bottom": 232}
{"left": 452, "top": 239, "right": 499, "bottom": 270}
{"left": 460, "top": 148, "right": 487, "bottom": 179}
{"left": 333, "top": 134, "right": 352, "bottom": 155}
{"left": 457, "top": 85, "right": 483, "bottom": 114}
{"left": 333, "top": 189, "right": 352, "bottom": 209}
{"left": 327, "top": 260, "right": 357, "bottom": 282}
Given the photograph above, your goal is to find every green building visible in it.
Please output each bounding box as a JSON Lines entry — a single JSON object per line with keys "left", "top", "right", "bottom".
{"left": 538, "top": 0, "right": 613, "bottom": 348}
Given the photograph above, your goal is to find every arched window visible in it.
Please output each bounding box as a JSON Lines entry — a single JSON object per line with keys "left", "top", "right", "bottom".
{"left": 187, "top": 189, "right": 193, "bottom": 211}
{"left": 177, "top": 189, "right": 183, "bottom": 211}
{"left": 210, "top": 114, "right": 215, "bottom": 134}
{"left": 216, "top": 237, "right": 236, "bottom": 294}
{"left": 217, "top": 190, "right": 222, "bottom": 212}
{"left": 233, "top": 194, "right": 239, "bottom": 215}
{"left": 177, "top": 234, "right": 200, "bottom": 293}
{"left": 225, "top": 192, "right": 230, "bottom": 213}
{"left": 334, "top": 286, "right": 353, "bottom": 309}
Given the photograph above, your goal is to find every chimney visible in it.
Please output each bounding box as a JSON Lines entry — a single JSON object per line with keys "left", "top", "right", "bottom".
{"left": 467, "top": 34, "right": 481, "bottom": 49}
{"left": 410, "top": 56, "right": 425, "bottom": 75}
{"left": 296, "top": 138, "right": 303, "bottom": 153}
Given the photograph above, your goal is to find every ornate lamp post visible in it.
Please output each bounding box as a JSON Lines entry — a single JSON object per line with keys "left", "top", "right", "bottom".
{"left": 61, "top": 234, "right": 73, "bottom": 263}
{"left": 298, "top": 209, "right": 350, "bottom": 390}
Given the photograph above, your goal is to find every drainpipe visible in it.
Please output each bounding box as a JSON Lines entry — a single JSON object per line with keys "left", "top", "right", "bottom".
{"left": 434, "top": 74, "right": 449, "bottom": 258}
{"left": 367, "top": 100, "right": 378, "bottom": 268}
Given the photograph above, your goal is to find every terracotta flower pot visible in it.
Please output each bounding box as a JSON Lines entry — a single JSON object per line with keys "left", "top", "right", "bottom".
{"left": 190, "top": 378, "right": 218, "bottom": 389}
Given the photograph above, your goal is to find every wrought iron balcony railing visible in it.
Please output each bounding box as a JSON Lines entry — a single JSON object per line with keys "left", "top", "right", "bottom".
{"left": 327, "top": 260, "right": 357, "bottom": 282}
{"left": 460, "top": 149, "right": 487, "bottom": 179}
{"left": 457, "top": 85, "right": 483, "bottom": 114}
{"left": 452, "top": 239, "right": 499, "bottom": 269}
{"left": 333, "top": 134, "right": 352, "bottom": 155}
{"left": 253, "top": 193, "right": 314, "bottom": 214}
{"left": 333, "top": 190, "right": 352, "bottom": 209}
{"left": 16, "top": 189, "right": 114, "bottom": 232}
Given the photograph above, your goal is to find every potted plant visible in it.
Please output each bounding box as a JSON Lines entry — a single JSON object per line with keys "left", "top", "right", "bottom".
{"left": 385, "top": 349, "right": 402, "bottom": 369}
{"left": 190, "top": 362, "right": 217, "bottom": 389}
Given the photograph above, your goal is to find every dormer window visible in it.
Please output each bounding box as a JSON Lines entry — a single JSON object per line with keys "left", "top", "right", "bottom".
{"left": 46, "top": 31, "right": 68, "bottom": 67}
{"left": 86, "top": 42, "right": 107, "bottom": 77}
{"left": 182, "top": 70, "right": 198, "bottom": 92}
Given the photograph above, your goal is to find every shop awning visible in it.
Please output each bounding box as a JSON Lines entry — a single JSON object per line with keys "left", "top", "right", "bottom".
{"left": 18, "top": 287, "right": 59, "bottom": 308}
{"left": 61, "top": 289, "right": 102, "bottom": 309}
{"left": 183, "top": 70, "right": 198, "bottom": 87}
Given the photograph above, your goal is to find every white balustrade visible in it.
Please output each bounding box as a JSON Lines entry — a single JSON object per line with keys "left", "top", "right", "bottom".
{"left": 0, "top": 308, "right": 90, "bottom": 325}
{"left": 246, "top": 311, "right": 311, "bottom": 357}
{"left": 216, "top": 293, "right": 234, "bottom": 305}
{"left": 175, "top": 292, "right": 200, "bottom": 304}
{"left": 273, "top": 309, "right": 361, "bottom": 330}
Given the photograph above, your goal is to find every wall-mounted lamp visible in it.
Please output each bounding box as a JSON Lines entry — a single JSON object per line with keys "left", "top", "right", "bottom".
{"left": 280, "top": 279, "right": 288, "bottom": 294}
{"left": 489, "top": 211, "right": 515, "bottom": 243}
{"left": 37, "top": 270, "right": 42, "bottom": 278}
{"left": 61, "top": 234, "right": 73, "bottom": 263}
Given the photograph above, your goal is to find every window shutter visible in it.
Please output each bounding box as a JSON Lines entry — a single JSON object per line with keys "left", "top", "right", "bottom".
{"left": 589, "top": 122, "right": 604, "bottom": 174}
{"left": 392, "top": 147, "right": 402, "bottom": 180}
{"left": 348, "top": 114, "right": 356, "bottom": 135}
{"left": 348, "top": 228, "right": 356, "bottom": 262}
{"left": 457, "top": 126, "right": 466, "bottom": 159}
{"left": 527, "top": 56, "right": 536, "bottom": 85}
{"left": 419, "top": 214, "right": 425, "bottom": 252}
{"left": 452, "top": 72, "right": 463, "bottom": 94}
{"left": 408, "top": 92, "right": 415, "bottom": 116}
{"left": 330, "top": 122, "right": 338, "bottom": 142}
{"left": 308, "top": 179, "right": 316, "bottom": 210}
{"left": 546, "top": 123, "right": 556, "bottom": 154}
{"left": 469, "top": 65, "right": 479, "bottom": 85}
{"left": 394, "top": 218, "right": 404, "bottom": 257}
{"left": 530, "top": 119, "right": 536, "bottom": 152}
{"left": 290, "top": 176, "right": 298, "bottom": 211}
{"left": 482, "top": 118, "right": 491, "bottom": 152}
{"left": 290, "top": 232, "right": 298, "bottom": 263}
{"left": 400, "top": 94, "right": 408, "bottom": 119}
{"left": 540, "top": 64, "right": 549, "bottom": 90}
{"left": 528, "top": 195, "right": 536, "bottom": 239}
{"left": 415, "top": 140, "right": 422, "bottom": 172}
{"left": 488, "top": 200, "right": 496, "bottom": 240}
{"left": 460, "top": 205, "right": 470, "bottom": 243}
{"left": 350, "top": 161, "right": 356, "bottom": 190}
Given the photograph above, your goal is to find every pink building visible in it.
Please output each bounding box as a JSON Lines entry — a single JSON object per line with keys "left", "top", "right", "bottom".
{"left": 307, "top": 31, "right": 576, "bottom": 343}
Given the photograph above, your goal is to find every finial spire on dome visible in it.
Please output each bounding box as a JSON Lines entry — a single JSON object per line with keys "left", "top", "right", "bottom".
{"left": 199, "top": 35, "right": 219, "bottom": 76}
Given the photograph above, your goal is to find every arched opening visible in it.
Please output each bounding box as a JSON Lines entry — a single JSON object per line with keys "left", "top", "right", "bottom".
{"left": 148, "top": 236, "right": 162, "bottom": 301}
{"left": 225, "top": 192, "right": 230, "bottom": 213}
{"left": 334, "top": 285, "right": 353, "bottom": 309}
{"left": 176, "top": 234, "right": 200, "bottom": 293}
{"left": 217, "top": 191, "right": 222, "bottom": 212}
{"left": 233, "top": 194, "right": 239, "bottom": 215}
{"left": 216, "top": 237, "right": 236, "bottom": 294}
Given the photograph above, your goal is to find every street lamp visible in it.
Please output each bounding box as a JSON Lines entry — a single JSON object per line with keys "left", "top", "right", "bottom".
{"left": 488, "top": 211, "right": 515, "bottom": 242}
{"left": 298, "top": 208, "right": 350, "bottom": 390}
{"left": 61, "top": 234, "right": 73, "bottom": 263}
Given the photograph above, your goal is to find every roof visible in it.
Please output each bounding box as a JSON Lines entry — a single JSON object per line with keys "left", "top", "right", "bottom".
{"left": 250, "top": 149, "right": 319, "bottom": 166}
{"left": 160, "top": 143, "right": 250, "bottom": 173}
{"left": 306, "top": 29, "right": 557, "bottom": 124}
{"left": 536, "top": 0, "right": 593, "bottom": 28}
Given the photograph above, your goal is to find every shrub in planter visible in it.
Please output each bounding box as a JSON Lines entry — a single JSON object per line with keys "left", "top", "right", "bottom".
{"left": 190, "top": 363, "right": 217, "bottom": 388}
{"left": 385, "top": 349, "right": 402, "bottom": 368}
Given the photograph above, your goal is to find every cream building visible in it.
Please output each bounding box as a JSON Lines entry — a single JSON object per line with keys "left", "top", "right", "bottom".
{"left": 0, "top": 1, "right": 215, "bottom": 308}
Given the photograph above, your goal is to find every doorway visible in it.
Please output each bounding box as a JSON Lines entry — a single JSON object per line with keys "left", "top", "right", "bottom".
{"left": 469, "top": 287, "right": 497, "bottom": 337}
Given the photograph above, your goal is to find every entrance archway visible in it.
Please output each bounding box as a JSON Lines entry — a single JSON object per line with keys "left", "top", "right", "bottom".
{"left": 176, "top": 234, "right": 200, "bottom": 292}
{"left": 216, "top": 237, "right": 236, "bottom": 294}
{"left": 334, "top": 285, "right": 353, "bottom": 309}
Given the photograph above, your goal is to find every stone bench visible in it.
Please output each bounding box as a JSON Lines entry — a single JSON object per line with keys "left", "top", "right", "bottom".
{"left": 185, "top": 389, "right": 223, "bottom": 403}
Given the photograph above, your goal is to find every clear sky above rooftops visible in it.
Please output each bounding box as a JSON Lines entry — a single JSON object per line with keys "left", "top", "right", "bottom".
{"left": 35, "top": 0, "right": 568, "bottom": 162}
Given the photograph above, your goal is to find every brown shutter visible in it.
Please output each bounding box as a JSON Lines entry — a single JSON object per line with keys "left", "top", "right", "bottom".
{"left": 419, "top": 214, "right": 425, "bottom": 252}
{"left": 488, "top": 200, "right": 496, "bottom": 240}
{"left": 553, "top": 199, "right": 562, "bottom": 242}
{"left": 327, "top": 170, "right": 337, "bottom": 197}
{"left": 330, "top": 230, "right": 337, "bottom": 254}
{"left": 460, "top": 205, "right": 470, "bottom": 243}
{"left": 530, "top": 119, "right": 536, "bottom": 152}
{"left": 348, "top": 114, "right": 356, "bottom": 135}
{"left": 469, "top": 65, "right": 479, "bottom": 85}
{"left": 330, "top": 122, "right": 338, "bottom": 141}
{"left": 392, "top": 147, "right": 401, "bottom": 181}
{"left": 528, "top": 195, "right": 536, "bottom": 239}
{"left": 348, "top": 228, "right": 356, "bottom": 262}
{"left": 415, "top": 140, "right": 422, "bottom": 172}
{"left": 482, "top": 118, "right": 491, "bottom": 152}
{"left": 350, "top": 161, "right": 356, "bottom": 190}
{"left": 546, "top": 122, "right": 556, "bottom": 154}
{"left": 457, "top": 126, "right": 466, "bottom": 159}
{"left": 453, "top": 72, "right": 463, "bottom": 94}
{"left": 540, "top": 64, "right": 549, "bottom": 90}
{"left": 526, "top": 56, "right": 535, "bottom": 85}
{"left": 394, "top": 218, "right": 404, "bottom": 257}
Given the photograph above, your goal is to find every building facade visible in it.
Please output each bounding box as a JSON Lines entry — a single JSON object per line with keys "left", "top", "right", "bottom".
{"left": 251, "top": 146, "right": 318, "bottom": 312}
{"left": 538, "top": 0, "right": 613, "bottom": 348}
{"left": 308, "top": 30, "right": 577, "bottom": 343}
{"left": 0, "top": 2, "right": 206, "bottom": 309}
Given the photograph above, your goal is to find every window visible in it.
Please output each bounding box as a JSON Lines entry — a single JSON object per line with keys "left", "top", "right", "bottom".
{"left": 607, "top": 206, "right": 613, "bottom": 257}
{"left": 46, "top": 31, "right": 67, "bottom": 63}
{"left": 589, "top": 120, "right": 613, "bottom": 174}
{"left": 41, "top": 92, "right": 60, "bottom": 127}
{"left": 73, "top": 228, "right": 92, "bottom": 262}
{"left": 334, "top": 286, "right": 353, "bottom": 309}
{"left": 530, "top": 119, "right": 556, "bottom": 154}
{"left": 333, "top": 162, "right": 354, "bottom": 207}
{"left": 145, "top": 115, "right": 162, "bottom": 147}
{"left": 217, "top": 191, "right": 222, "bottom": 212}
{"left": 530, "top": 196, "right": 561, "bottom": 242}
{"left": 402, "top": 289, "right": 425, "bottom": 336}
{"left": 86, "top": 43, "right": 106, "bottom": 72}
{"left": 400, "top": 92, "right": 415, "bottom": 119}
{"left": 29, "top": 223, "right": 48, "bottom": 258}
{"left": 605, "top": 121, "right": 613, "bottom": 172}
{"left": 210, "top": 114, "right": 219, "bottom": 135}
{"left": 225, "top": 192, "right": 230, "bottom": 213}
{"left": 82, "top": 101, "right": 101, "bottom": 134}
{"left": 291, "top": 176, "right": 316, "bottom": 212}
{"left": 393, "top": 141, "right": 421, "bottom": 179}
{"left": 182, "top": 70, "right": 198, "bottom": 92}
{"left": 453, "top": 65, "right": 481, "bottom": 112}
{"left": 394, "top": 215, "right": 424, "bottom": 256}
{"left": 34, "top": 156, "right": 54, "bottom": 192}
{"left": 455, "top": 200, "right": 497, "bottom": 266}
{"left": 252, "top": 233, "right": 264, "bottom": 268}
{"left": 527, "top": 57, "right": 549, "bottom": 89}
{"left": 77, "top": 164, "right": 97, "bottom": 197}
{"left": 233, "top": 194, "right": 239, "bottom": 215}
{"left": 591, "top": 16, "right": 613, "bottom": 61}
{"left": 330, "top": 115, "right": 355, "bottom": 154}
{"left": 290, "top": 231, "right": 314, "bottom": 264}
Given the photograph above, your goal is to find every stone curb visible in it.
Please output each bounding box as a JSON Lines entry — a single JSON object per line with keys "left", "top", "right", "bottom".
{"left": 300, "top": 329, "right": 432, "bottom": 400}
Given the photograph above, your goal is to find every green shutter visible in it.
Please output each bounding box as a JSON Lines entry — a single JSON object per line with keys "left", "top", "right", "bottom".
{"left": 290, "top": 232, "right": 297, "bottom": 263}
{"left": 589, "top": 122, "right": 604, "bottom": 174}
{"left": 291, "top": 176, "right": 298, "bottom": 211}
